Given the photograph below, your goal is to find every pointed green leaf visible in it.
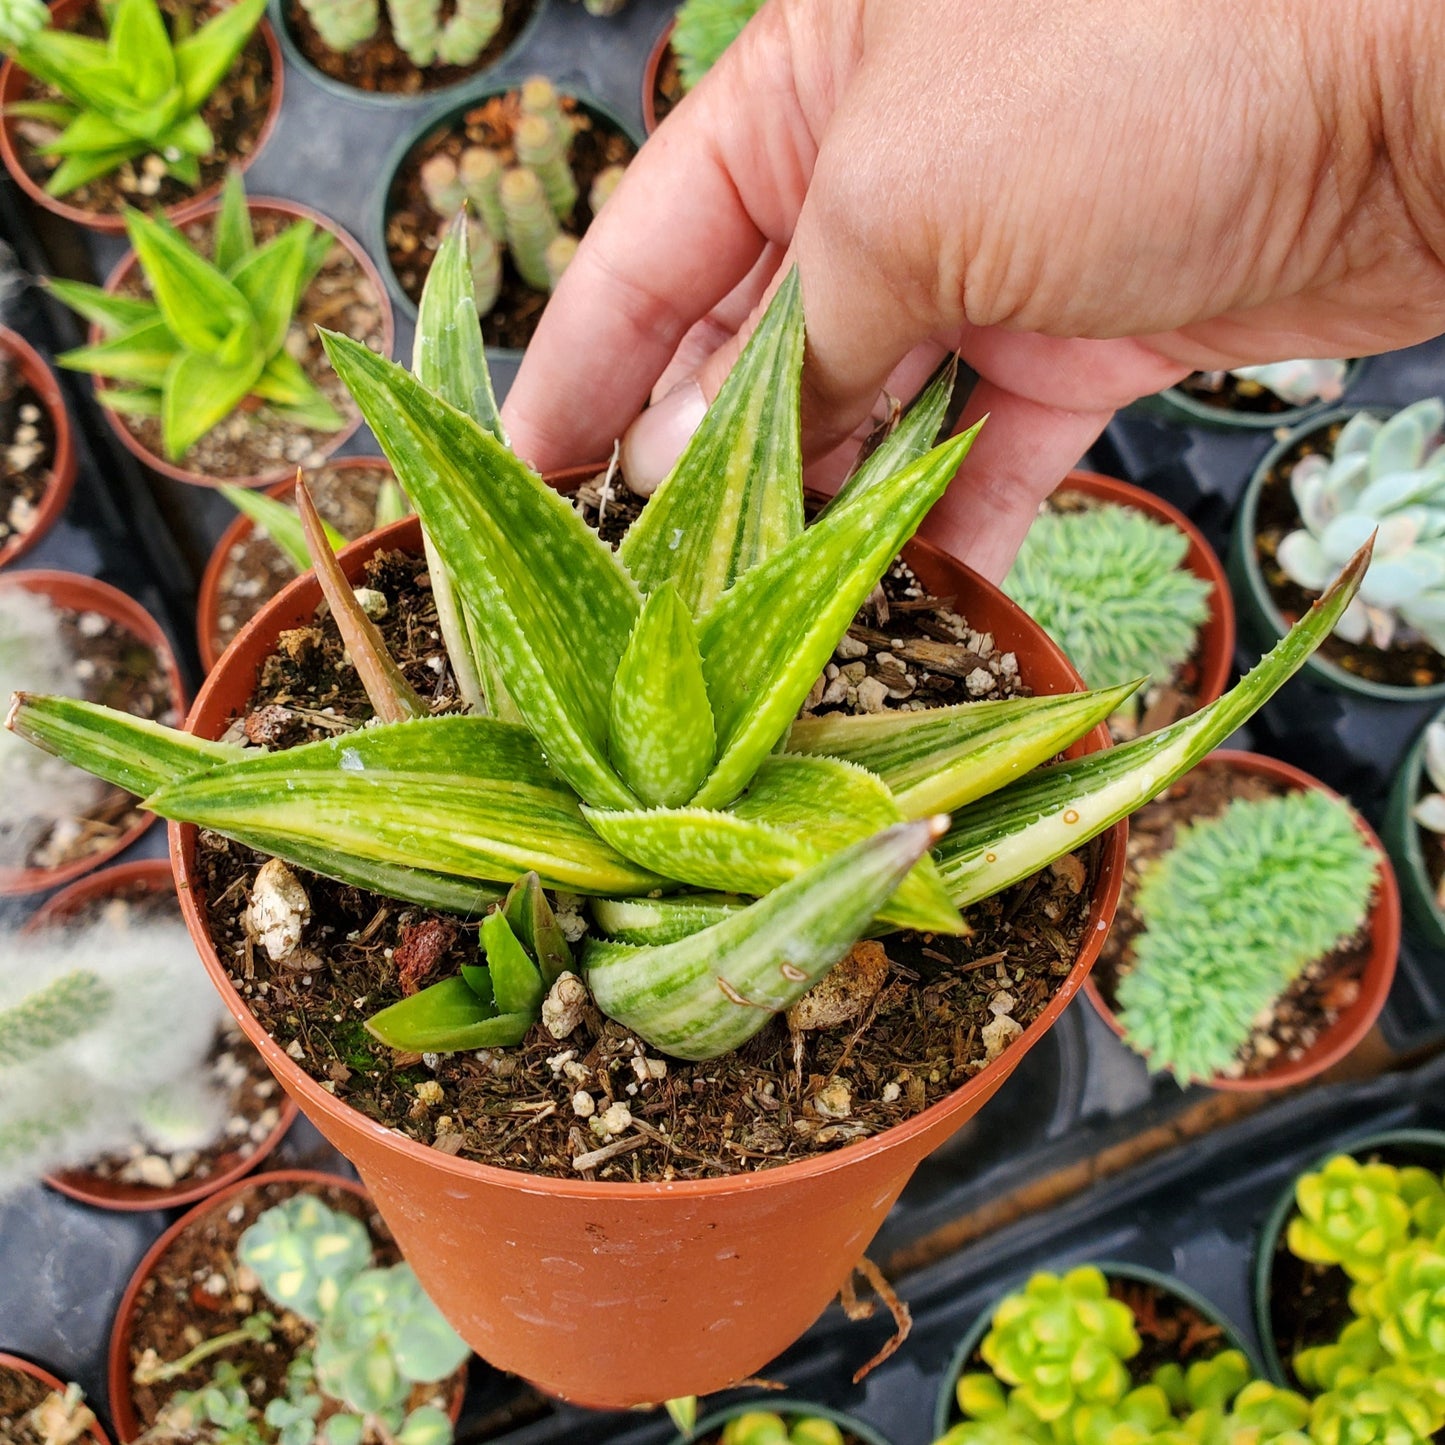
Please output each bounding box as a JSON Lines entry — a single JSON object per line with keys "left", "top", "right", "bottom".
{"left": 173, "top": 0, "right": 267, "bottom": 110}
{"left": 586, "top": 817, "right": 948, "bottom": 1060}
{"left": 97, "top": 388, "right": 163, "bottom": 416}
{"left": 142, "top": 716, "right": 664, "bottom": 895}
{"left": 8, "top": 29, "right": 113, "bottom": 103}
{"left": 38, "top": 105, "right": 137, "bottom": 156}
{"left": 365, "top": 977, "right": 530, "bottom": 1052}
{"left": 46, "top": 143, "right": 143, "bottom": 195}
{"left": 374, "top": 479, "right": 409, "bottom": 529}
{"left": 300, "top": 228, "right": 334, "bottom": 292}
{"left": 608, "top": 580, "right": 716, "bottom": 808}
{"left": 214, "top": 169, "right": 256, "bottom": 276}
{"left": 45, "top": 277, "right": 156, "bottom": 335}
{"left": 591, "top": 893, "right": 746, "bottom": 945}
{"left": 250, "top": 351, "right": 343, "bottom": 432}
{"left": 58, "top": 318, "right": 179, "bottom": 388}
{"left": 161, "top": 346, "right": 265, "bottom": 458}
{"left": 3, "top": 101, "right": 79, "bottom": 126}
{"left": 787, "top": 681, "right": 1139, "bottom": 818}
{"left": 692, "top": 423, "right": 980, "bottom": 808}
{"left": 319, "top": 331, "right": 642, "bottom": 809}
{"left": 620, "top": 270, "right": 804, "bottom": 616}
{"left": 934, "top": 541, "right": 1374, "bottom": 906}
{"left": 106, "top": 0, "right": 174, "bottom": 102}
{"left": 460, "top": 963, "right": 496, "bottom": 1008}
{"left": 502, "top": 872, "right": 571, "bottom": 986}
{"left": 159, "top": 110, "right": 211, "bottom": 160}
{"left": 228, "top": 219, "right": 315, "bottom": 356}
{"left": 585, "top": 755, "right": 965, "bottom": 934}
{"left": 163, "top": 147, "right": 201, "bottom": 187}
{"left": 481, "top": 911, "right": 544, "bottom": 1016}
{"left": 221, "top": 483, "right": 341, "bottom": 571}
{"left": 124, "top": 206, "right": 252, "bottom": 352}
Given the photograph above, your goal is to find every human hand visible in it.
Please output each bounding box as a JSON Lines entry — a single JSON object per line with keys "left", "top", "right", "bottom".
{"left": 501, "top": 0, "right": 1445, "bottom": 581}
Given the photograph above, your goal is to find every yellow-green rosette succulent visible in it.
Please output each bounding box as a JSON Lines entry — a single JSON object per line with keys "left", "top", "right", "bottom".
{"left": 1307, "top": 1369, "right": 1444, "bottom": 1445}
{"left": 1287, "top": 1157, "right": 1419, "bottom": 1283}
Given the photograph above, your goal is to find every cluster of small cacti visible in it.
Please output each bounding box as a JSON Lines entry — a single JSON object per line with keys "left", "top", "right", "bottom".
{"left": 417, "top": 77, "right": 624, "bottom": 314}
{"left": 1114, "top": 788, "right": 1378, "bottom": 1083}
{"left": 298, "top": 0, "right": 502, "bottom": 68}
{"left": 148, "top": 1192, "right": 470, "bottom": 1445}
{"left": 1002, "top": 499, "right": 1212, "bottom": 718}
{"left": 671, "top": 0, "right": 765, "bottom": 91}
{"left": 1276, "top": 398, "right": 1445, "bottom": 657}
{"left": 1284, "top": 1151, "right": 1445, "bottom": 1441}
{"left": 935, "top": 1267, "right": 1314, "bottom": 1445}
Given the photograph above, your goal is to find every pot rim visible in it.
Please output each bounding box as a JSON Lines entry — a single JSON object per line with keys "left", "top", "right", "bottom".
{"left": 1154, "top": 359, "right": 1365, "bottom": 432}
{"left": 24, "top": 858, "right": 299, "bottom": 1211}
{"left": 0, "top": 0, "right": 283, "bottom": 235}
{"left": 91, "top": 196, "right": 395, "bottom": 489}
{"left": 1383, "top": 707, "right": 1445, "bottom": 945}
{"left": 1249, "top": 1127, "right": 1445, "bottom": 1388}
{"left": 0, "top": 325, "right": 77, "bottom": 570}
{"left": 0, "top": 1351, "right": 113, "bottom": 1445}
{"left": 0, "top": 569, "right": 186, "bottom": 896}
{"left": 1081, "top": 748, "right": 1401, "bottom": 1092}
{"left": 640, "top": 15, "right": 675, "bottom": 136}
{"left": 169, "top": 493, "right": 1126, "bottom": 1203}
{"left": 688, "top": 1398, "right": 894, "bottom": 1445}
{"left": 371, "top": 78, "right": 645, "bottom": 338}
{"left": 931, "top": 1258, "right": 1262, "bottom": 1439}
{"left": 1233, "top": 404, "right": 1445, "bottom": 702}
{"left": 1056, "top": 469, "right": 1236, "bottom": 710}
{"left": 194, "top": 455, "right": 396, "bottom": 672}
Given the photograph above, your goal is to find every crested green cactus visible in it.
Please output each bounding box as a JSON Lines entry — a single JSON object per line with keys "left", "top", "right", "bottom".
{"left": 6, "top": 215, "right": 1372, "bottom": 1066}
{"left": 1276, "top": 398, "right": 1445, "bottom": 657}
{"left": 1002, "top": 500, "right": 1212, "bottom": 718}
{"left": 1288, "top": 1156, "right": 1422, "bottom": 1283}
{"left": 1114, "top": 789, "right": 1378, "bottom": 1083}
{"left": 671, "top": 0, "right": 765, "bottom": 91}
{"left": 297, "top": 0, "right": 379, "bottom": 51}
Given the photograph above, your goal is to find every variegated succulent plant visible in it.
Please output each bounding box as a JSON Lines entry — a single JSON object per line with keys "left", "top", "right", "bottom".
{"left": 1276, "top": 399, "right": 1445, "bottom": 656}
{"left": 6, "top": 216, "right": 1370, "bottom": 1064}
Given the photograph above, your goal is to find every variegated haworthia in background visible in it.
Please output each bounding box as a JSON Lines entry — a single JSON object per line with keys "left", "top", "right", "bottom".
{"left": 8, "top": 215, "right": 1371, "bottom": 1062}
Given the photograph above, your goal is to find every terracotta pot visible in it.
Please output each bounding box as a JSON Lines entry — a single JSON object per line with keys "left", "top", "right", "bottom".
{"left": 0, "top": 0, "right": 283, "bottom": 235}
{"left": 1382, "top": 707, "right": 1445, "bottom": 953}
{"left": 1058, "top": 469, "right": 1236, "bottom": 710}
{"left": 0, "top": 570, "right": 185, "bottom": 897}
{"left": 105, "top": 1169, "right": 468, "bottom": 1443}
{"left": 1083, "top": 749, "right": 1400, "bottom": 1092}
{"left": 0, "top": 327, "right": 76, "bottom": 569}
{"left": 688, "top": 1400, "right": 893, "bottom": 1445}
{"left": 21, "top": 859, "right": 297, "bottom": 1210}
{"left": 92, "top": 198, "right": 394, "bottom": 488}
{"left": 167, "top": 473, "right": 1125, "bottom": 1406}
{"left": 932, "top": 1261, "right": 1260, "bottom": 1439}
{"left": 0, "top": 1352, "right": 112, "bottom": 1445}
{"left": 1250, "top": 1128, "right": 1445, "bottom": 1388}
{"left": 641, "top": 17, "right": 675, "bottom": 135}
{"left": 195, "top": 456, "right": 396, "bottom": 671}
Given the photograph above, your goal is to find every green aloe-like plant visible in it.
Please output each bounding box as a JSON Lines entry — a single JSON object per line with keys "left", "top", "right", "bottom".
{"left": 6, "top": 214, "right": 1370, "bottom": 1064}
{"left": 0, "top": 0, "right": 267, "bottom": 197}
{"left": 46, "top": 171, "right": 343, "bottom": 461}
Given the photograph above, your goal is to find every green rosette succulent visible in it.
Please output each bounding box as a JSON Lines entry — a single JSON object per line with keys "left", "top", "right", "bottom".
{"left": 720, "top": 1412, "right": 845, "bottom": 1445}
{"left": 1360, "top": 1246, "right": 1445, "bottom": 1406}
{"left": 1294, "top": 1317, "right": 1391, "bottom": 1396}
{"left": 237, "top": 1193, "right": 373, "bottom": 1325}
{"left": 1307, "top": 1370, "right": 1444, "bottom": 1445}
{"left": 1287, "top": 1157, "right": 1419, "bottom": 1283}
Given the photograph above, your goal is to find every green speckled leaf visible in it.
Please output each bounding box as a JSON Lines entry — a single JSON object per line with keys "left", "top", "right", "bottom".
{"left": 366, "top": 977, "right": 531, "bottom": 1051}
{"left": 589, "top": 893, "right": 745, "bottom": 945}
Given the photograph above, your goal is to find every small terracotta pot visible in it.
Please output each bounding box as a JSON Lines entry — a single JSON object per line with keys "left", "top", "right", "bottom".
{"left": 92, "top": 198, "right": 394, "bottom": 489}
{"left": 0, "top": 0, "right": 283, "bottom": 235}
{"left": 1058, "top": 470, "right": 1235, "bottom": 710}
{"left": 22, "top": 859, "right": 297, "bottom": 1211}
{"left": 1251, "top": 1128, "right": 1445, "bottom": 1389}
{"left": 0, "top": 1352, "right": 112, "bottom": 1445}
{"left": 0, "top": 570, "right": 185, "bottom": 897}
{"left": 1382, "top": 707, "right": 1445, "bottom": 953}
{"left": 105, "top": 1169, "right": 468, "bottom": 1443}
{"left": 195, "top": 456, "right": 397, "bottom": 671}
{"left": 1083, "top": 749, "right": 1400, "bottom": 1092}
{"left": 641, "top": 17, "right": 676, "bottom": 135}
{"left": 168, "top": 473, "right": 1126, "bottom": 1407}
{"left": 687, "top": 1400, "right": 893, "bottom": 1445}
{"left": 0, "top": 327, "right": 76, "bottom": 569}
{"left": 932, "top": 1261, "right": 1260, "bottom": 1439}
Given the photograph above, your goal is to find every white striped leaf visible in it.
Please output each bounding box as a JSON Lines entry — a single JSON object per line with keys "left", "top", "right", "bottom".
{"left": 589, "top": 893, "right": 745, "bottom": 945}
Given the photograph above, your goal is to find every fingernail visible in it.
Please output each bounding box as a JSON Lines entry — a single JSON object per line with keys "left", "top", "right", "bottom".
{"left": 621, "top": 380, "right": 707, "bottom": 496}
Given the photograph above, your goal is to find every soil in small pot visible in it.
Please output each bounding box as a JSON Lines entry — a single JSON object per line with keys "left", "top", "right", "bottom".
{"left": 1176, "top": 371, "right": 1305, "bottom": 417}
{"left": 285, "top": 0, "right": 537, "bottom": 96}
{"left": 384, "top": 90, "right": 637, "bottom": 345}
{"left": 9, "top": 0, "right": 274, "bottom": 220}
{"left": 649, "top": 39, "right": 682, "bottom": 128}
{"left": 0, "top": 360, "right": 58, "bottom": 560}
{"left": 121, "top": 1177, "right": 464, "bottom": 1434}
{"left": 107, "top": 209, "right": 386, "bottom": 482}
{"left": 1093, "top": 764, "right": 1370, "bottom": 1080}
{"left": 197, "top": 472, "right": 1097, "bottom": 1184}
{"left": 1254, "top": 420, "right": 1445, "bottom": 689}
{"left": 209, "top": 463, "right": 395, "bottom": 661}
{"left": 0, "top": 1366, "right": 52, "bottom": 1445}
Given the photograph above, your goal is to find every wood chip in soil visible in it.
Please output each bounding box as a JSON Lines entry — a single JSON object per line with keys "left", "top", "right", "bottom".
{"left": 11, "top": 0, "right": 274, "bottom": 220}
{"left": 384, "top": 89, "right": 635, "bottom": 347}
{"left": 1093, "top": 762, "right": 1371, "bottom": 1079}
{"left": 284, "top": 0, "right": 538, "bottom": 95}
{"left": 0, "top": 362, "right": 57, "bottom": 556}
{"left": 106, "top": 209, "right": 386, "bottom": 481}
{"left": 1255, "top": 419, "right": 1445, "bottom": 688}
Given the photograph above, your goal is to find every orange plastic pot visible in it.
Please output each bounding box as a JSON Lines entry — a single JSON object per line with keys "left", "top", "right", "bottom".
{"left": 0, "top": 0, "right": 283, "bottom": 234}
{"left": 0, "top": 570, "right": 185, "bottom": 896}
{"left": 1083, "top": 749, "right": 1399, "bottom": 1091}
{"left": 195, "top": 456, "right": 396, "bottom": 671}
{"left": 23, "top": 859, "right": 297, "bottom": 1210}
{"left": 0, "top": 326, "right": 76, "bottom": 569}
{"left": 0, "top": 1352, "right": 111, "bottom": 1445}
{"left": 169, "top": 491, "right": 1125, "bottom": 1407}
{"left": 105, "top": 1169, "right": 467, "bottom": 1442}
{"left": 93, "top": 198, "right": 394, "bottom": 488}
{"left": 1058, "top": 469, "right": 1236, "bottom": 710}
